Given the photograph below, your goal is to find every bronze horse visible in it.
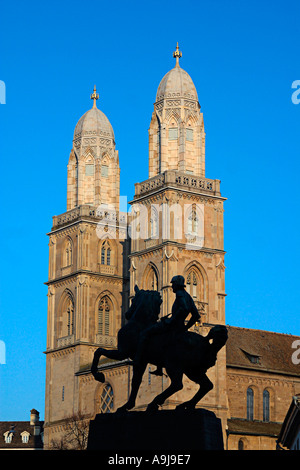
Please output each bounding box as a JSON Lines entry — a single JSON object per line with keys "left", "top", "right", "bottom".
{"left": 91, "top": 286, "right": 228, "bottom": 412}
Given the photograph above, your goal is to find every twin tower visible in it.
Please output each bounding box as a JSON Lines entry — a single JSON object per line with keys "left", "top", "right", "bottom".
{"left": 44, "top": 45, "right": 227, "bottom": 447}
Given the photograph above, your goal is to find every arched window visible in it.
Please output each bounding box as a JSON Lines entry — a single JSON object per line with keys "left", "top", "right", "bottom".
{"left": 238, "top": 439, "right": 244, "bottom": 450}
{"left": 147, "top": 267, "right": 158, "bottom": 291}
{"left": 57, "top": 291, "right": 75, "bottom": 342}
{"left": 150, "top": 206, "right": 159, "bottom": 238}
{"left": 99, "top": 383, "right": 114, "bottom": 413}
{"left": 63, "top": 237, "right": 73, "bottom": 267}
{"left": 187, "top": 204, "right": 199, "bottom": 234}
{"left": 100, "top": 240, "right": 111, "bottom": 266}
{"left": 67, "top": 299, "right": 74, "bottom": 336}
{"left": 186, "top": 270, "right": 198, "bottom": 299}
{"left": 98, "top": 296, "right": 111, "bottom": 336}
{"left": 263, "top": 390, "right": 270, "bottom": 422}
{"left": 247, "top": 388, "right": 254, "bottom": 421}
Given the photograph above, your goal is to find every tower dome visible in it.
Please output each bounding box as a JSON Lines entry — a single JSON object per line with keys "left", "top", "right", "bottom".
{"left": 155, "top": 43, "right": 198, "bottom": 102}
{"left": 73, "top": 87, "right": 115, "bottom": 141}
{"left": 156, "top": 65, "right": 198, "bottom": 102}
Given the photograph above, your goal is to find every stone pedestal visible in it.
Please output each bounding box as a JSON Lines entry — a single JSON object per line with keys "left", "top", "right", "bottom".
{"left": 87, "top": 408, "right": 223, "bottom": 450}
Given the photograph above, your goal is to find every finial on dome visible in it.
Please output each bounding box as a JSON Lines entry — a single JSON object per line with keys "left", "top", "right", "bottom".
{"left": 90, "top": 85, "right": 99, "bottom": 108}
{"left": 173, "top": 42, "right": 182, "bottom": 67}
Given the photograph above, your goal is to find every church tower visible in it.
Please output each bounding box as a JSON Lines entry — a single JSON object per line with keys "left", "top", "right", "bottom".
{"left": 44, "top": 47, "right": 228, "bottom": 448}
{"left": 44, "top": 88, "right": 130, "bottom": 448}
{"left": 67, "top": 86, "right": 120, "bottom": 210}
{"left": 149, "top": 44, "right": 205, "bottom": 178}
{"left": 130, "top": 44, "right": 228, "bottom": 425}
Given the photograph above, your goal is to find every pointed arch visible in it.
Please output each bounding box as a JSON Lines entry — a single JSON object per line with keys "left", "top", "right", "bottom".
{"left": 100, "top": 152, "right": 113, "bottom": 178}
{"left": 57, "top": 289, "right": 75, "bottom": 339}
{"left": 142, "top": 262, "right": 159, "bottom": 291}
{"left": 183, "top": 261, "right": 208, "bottom": 303}
{"left": 186, "top": 116, "right": 195, "bottom": 143}
{"left": 98, "top": 238, "right": 116, "bottom": 266}
{"left": 62, "top": 236, "right": 73, "bottom": 267}
{"left": 165, "top": 110, "right": 180, "bottom": 142}
{"left": 187, "top": 203, "right": 199, "bottom": 234}
{"left": 165, "top": 109, "right": 180, "bottom": 125}
{"left": 95, "top": 291, "right": 117, "bottom": 339}
{"left": 98, "top": 296, "right": 113, "bottom": 336}
{"left": 149, "top": 205, "right": 159, "bottom": 239}
{"left": 82, "top": 147, "right": 96, "bottom": 160}
{"left": 83, "top": 151, "right": 95, "bottom": 176}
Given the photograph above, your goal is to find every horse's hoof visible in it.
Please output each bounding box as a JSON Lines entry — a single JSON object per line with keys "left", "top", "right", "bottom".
{"left": 146, "top": 403, "right": 159, "bottom": 413}
{"left": 93, "top": 372, "right": 105, "bottom": 383}
{"left": 116, "top": 405, "right": 131, "bottom": 414}
{"left": 115, "top": 407, "right": 127, "bottom": 414}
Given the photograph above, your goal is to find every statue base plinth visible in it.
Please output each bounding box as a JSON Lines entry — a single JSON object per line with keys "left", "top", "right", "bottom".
{"left": 87, "top": 408, "right": 223, "bottom": 450}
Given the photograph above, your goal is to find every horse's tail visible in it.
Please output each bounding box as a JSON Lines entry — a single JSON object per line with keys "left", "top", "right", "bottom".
{"left": 206, "top": 325, "right": 228, "bottom": 367}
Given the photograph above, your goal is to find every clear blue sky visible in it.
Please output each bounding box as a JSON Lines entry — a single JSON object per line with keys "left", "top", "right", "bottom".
{"left": 0, "top": 0, "right": 299, "bottom": 421}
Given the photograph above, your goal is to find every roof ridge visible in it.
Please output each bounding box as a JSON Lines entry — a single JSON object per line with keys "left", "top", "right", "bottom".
{"left": 227, "top": 324, "right": 300, "bottom": 338}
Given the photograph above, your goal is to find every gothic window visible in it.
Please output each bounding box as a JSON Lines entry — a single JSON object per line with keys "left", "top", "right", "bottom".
{"left": 99, "top": 383, "right": 114, "bottom": 413}
{"left": 187, "top": 204, "right": 198, "bottom": 234}
{"left": 101, "top": 245, "right": 105, "bottom": 264}
{"left": 67, "top": 299, "right": 74, "bottom": 336}
{"left": 168, "top": 127, "right": 178, "bottom": 140}
{"left": 100, "top": 240, "right": 111, "bottom": 266}
{"left": 150, "top": 207, "right": 159, "bottom": 238}
{"left": 58, "top": 292, "right": 75, "bottom": 339}
{"left": 147, "top": 267, "right": 158, "bottom": 291}
{"left": 63, "top": 237, "right": 73, "bottom": 267}
{"left": 186, "top": 269, "right": 199, "bottom": 299}
{"left": 247, "top": 388, "right": 254, "bottom": 420}
{"left": 263, "top": 390, "right": 270, "bottom": 422}
{"left": 98, "top": 296, "right": 111, "bottom": 336}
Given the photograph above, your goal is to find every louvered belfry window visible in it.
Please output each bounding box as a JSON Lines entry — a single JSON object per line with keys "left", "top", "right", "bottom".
{"left": 98, "top": 296, "right": 110, "bottom": 336}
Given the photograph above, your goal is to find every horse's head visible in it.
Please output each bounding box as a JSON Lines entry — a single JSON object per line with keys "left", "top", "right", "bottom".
{"left": 129, "top": 285, "right": 162, "bottom": 326}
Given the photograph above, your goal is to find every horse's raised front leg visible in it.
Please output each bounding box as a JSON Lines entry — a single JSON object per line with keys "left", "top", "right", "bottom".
{"left": 117, "top": 361, "right": 147, "bottom": 413}
{"left": 91, "top": 347, "right": 128, "bottom": 383}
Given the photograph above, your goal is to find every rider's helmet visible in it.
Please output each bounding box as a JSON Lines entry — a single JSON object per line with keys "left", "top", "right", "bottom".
{"left": 170, "top": 275, "right": 186, "bottom": 288}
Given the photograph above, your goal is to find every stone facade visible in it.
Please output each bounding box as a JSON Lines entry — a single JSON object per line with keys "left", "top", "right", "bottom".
{"left": 44, "top": 46, "right": 300, "bottom": 450}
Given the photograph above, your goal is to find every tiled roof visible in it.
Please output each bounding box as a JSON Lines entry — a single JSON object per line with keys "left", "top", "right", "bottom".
{"left": 0, "top": 421, "right": 44, "bottom": 449}
{"left": 226, "top": 326, "right": 300, "bottom": 376}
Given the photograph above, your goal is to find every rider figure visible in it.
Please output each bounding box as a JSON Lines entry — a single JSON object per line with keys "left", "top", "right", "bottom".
{"left": 135, "top": 275, "right": 200, "bottom": 376}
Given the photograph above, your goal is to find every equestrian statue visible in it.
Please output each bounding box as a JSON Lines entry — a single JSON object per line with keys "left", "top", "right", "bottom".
{"left": 91, "top": 275, "right": 228, "bottom": 413}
